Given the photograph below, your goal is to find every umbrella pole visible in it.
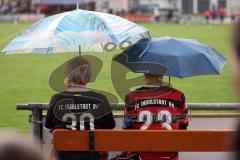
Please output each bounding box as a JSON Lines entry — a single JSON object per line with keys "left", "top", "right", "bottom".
{"left": 168, "top": 76, "right": 171, "bottom": 85}
{"left": 79, "top": 45, "right": 81, "bottom": 56}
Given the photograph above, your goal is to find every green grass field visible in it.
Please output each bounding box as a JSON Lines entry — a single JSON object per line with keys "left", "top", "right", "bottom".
{"left": 0, "top": 23, "right": 237, "bottom": 132}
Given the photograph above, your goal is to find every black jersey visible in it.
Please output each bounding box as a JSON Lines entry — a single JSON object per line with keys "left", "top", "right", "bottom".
{"left": 45, "top": 89, "right": 115, "bottom": 160}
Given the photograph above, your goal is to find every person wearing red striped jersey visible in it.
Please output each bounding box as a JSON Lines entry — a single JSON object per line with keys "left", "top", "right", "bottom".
{"left": 122, "top": 74, "right": 188, "bottom": 160}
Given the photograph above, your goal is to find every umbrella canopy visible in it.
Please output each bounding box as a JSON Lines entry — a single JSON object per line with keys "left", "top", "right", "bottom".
{"left": 2, "top": 9, "right": 149, "bottom": 54}
{"left": 114, "top": 37, "right": 227, "bottom": 78}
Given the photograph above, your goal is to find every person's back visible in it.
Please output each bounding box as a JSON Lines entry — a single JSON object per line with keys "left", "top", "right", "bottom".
{"left": 45, "top": 57, "right": 115, "bottom": 160}
{"left": 123, "top": 74, "right": 188, "bottom": 160}
{"left": 219, "top": 7, "right": 225, "bottom": 23}
{"left": 204, "top": 10, "right": 211, "bottom": 19}
{"left": 46, "top": 90, "right": 115, "bottom": 160}
{"left": 231, "top": 11, "right": 237, "bottom": 22}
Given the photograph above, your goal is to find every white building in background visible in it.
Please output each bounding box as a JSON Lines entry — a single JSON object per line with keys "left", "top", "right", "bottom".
{"left": 92, "top": 0, "right": 129, "bottom": 12}
{"left": 139, "top": 0, "right": 179, "bottom": 9}
{"left": 139, "top": 0, "right": 240, "bottom": 14}
{"left": 180, "top": 0, "right": 228, "bottom": 14}
{"left": 228, "top": 0, "right": 240, "bottom": 13}
{"left": 183, "top": 0, "right": 240, "bottom": 14}
{"left": 91, "top": 0, "right": 239, "bottom": 14}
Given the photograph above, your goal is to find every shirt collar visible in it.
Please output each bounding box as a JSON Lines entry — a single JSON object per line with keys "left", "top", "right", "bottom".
{"left": 67, "top": 87, "right": 90, "bottom": 92}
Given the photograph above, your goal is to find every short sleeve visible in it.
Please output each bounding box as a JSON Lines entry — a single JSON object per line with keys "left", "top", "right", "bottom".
{"left": 179, "top": 93, "right": 188, "bottom": 129}
{"left": 99, "top": 96, "right": 115, "bottom": 129}
{"left": 45, "top": 95, "right": 58, "bottom": 129}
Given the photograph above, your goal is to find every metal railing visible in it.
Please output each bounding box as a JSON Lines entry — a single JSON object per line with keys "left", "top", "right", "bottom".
{"left": 16, "top": 103, "right": 240, "bottom": 145}
{"left": 16, "top": 103, "right": 240, "bottom": 111}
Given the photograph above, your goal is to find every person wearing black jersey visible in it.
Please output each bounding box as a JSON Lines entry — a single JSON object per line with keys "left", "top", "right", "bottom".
{"left": 45, "top": 57, "right": 115, "bottom": 160}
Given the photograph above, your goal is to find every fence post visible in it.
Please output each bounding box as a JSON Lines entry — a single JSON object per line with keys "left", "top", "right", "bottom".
{"left": 29, "top": 104, "right": 43, "bottom": 146}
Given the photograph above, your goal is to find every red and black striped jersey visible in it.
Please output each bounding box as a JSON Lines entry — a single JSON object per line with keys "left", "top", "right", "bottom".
{"left": 123, "top": 85, "right": 188, "bottom": 160}
{"left": 124, "top": 85, "right": 188, "bottom": 130}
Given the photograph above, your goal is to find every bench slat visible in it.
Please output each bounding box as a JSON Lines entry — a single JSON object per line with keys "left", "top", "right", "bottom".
{"left": 53, "top": 129, "right": 235, "bottom": 152}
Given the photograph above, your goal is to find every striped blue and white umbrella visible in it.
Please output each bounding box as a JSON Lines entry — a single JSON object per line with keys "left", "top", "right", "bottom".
{"left": 2, "top": 9, "right": 149, "bottom": 54}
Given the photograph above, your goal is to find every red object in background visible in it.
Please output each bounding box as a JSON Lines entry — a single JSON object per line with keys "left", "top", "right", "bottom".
{"left": 231, "top": 11, "right": 237, "bottom": 18}
{"left": 119, "top": 14, "right": 154, "bottom": 23}
{"left": 219, "top": 7, "right": 225, "bottom": 17}
{"left": 230, "top": 11, "right": 237, "bottom": 22}
{"left": 32, "top": 4, "right": 50, "bottom": 12}
{"left": 204, "top": 10, "right": 211, "bottom": 18}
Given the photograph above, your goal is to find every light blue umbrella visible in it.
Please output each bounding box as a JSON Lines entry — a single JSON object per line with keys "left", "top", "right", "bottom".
{"left": 114, "top": 37, "right": 227, "bottom": 78}
{"left": 2, "top": 9, "right": 149, "bottom": 54}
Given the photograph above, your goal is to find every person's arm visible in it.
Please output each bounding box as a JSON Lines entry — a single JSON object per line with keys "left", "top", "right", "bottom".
{"left": 101, "top": 112, "right": 115, "bottom": 129}
{"left": 179, "top": 94, "right": 189, "bottom": 130}
{"left": 45, "top": 95, "right": 57, "bottom": 133}
{"left": 101, "top": 97, "right": 115, "bottom": 129}
{"left": 123, "top": 94, "right": 133, "bottom": 129}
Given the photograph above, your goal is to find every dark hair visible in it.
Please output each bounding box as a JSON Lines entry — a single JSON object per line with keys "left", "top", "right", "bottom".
{"left": 66, "top": 57, "right": 91, "bottom": 84}
{"left": 144, "top": 74, "right": 163, "bottom": 79}
{"left": 0, "top": 133, "right": 44, "bottom": 160}
{"left": 233, "top": 22, "right": 240, "bottom": 58}
{"left": 0, "top": 143, "right": 43, "bottom": 160}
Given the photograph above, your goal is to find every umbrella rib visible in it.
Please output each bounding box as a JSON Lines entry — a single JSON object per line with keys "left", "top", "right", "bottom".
{"left": 179, "top": 41, "right": 224, "bottom": 74}
{"left": 177, "top": 40, "right": 207, "bottom": 55}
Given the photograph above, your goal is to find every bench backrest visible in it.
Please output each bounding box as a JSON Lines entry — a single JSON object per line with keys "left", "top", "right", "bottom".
{"left": 53, "top": 129, "right": 235, "bottom": 152}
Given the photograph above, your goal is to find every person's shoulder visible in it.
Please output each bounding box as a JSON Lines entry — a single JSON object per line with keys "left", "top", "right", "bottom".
{"left": 126, "top": 87, "right": 143, "bottom": 96}
{"left": 127, "top": 86, "right": 162, "bottom": 95}
{"left": 125, "top": 86, "right": 150, "bottom": 100}
{"left": 135, "top": 86, "right": 147, "bottom": 91}
{"left": 51, "top": 91, "right": 78, "bottom": 102}
{"left": 48, "top": 93, "right": 65, "bottom": 109}
{"left": 50, "top": 93, "right": 62, "bottom": 99}
{"left": 52, "top": 91, "right": 71, "bottom": 98}
{"left": 171, "top": 87, "right": 185, "bottom": 95}
{"left": 169, "top": 87, "right": 185, "bottom": 102}
{"left": 87, "top": 90, "right": 108, "bottom": 99}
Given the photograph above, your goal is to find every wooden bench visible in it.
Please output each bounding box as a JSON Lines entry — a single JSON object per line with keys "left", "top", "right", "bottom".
{"left": 53, "top": 129, "right": 235, "bottom": 152}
